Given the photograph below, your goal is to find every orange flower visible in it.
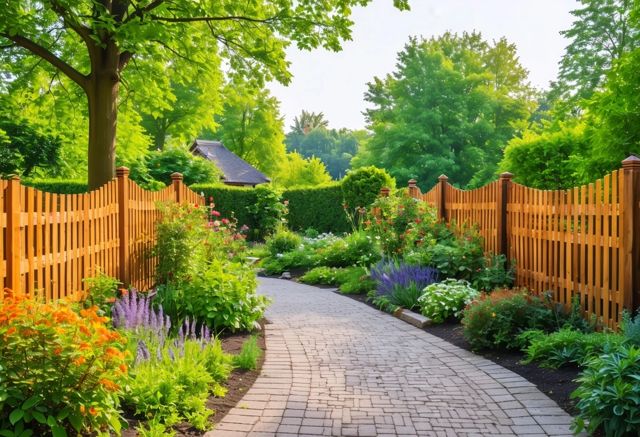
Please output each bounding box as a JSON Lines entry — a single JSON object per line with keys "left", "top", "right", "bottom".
{"left": 119, "top": 363, "right": 128, "bottom": 374}
{"left": 79, "top": 405, "right": 86, "bottom": 415}
{"left": 89, "top": 407, "right": 98, "bottom": 416}
{"left": 99, "top": 378, "right": 120, "bottom": 391}
{"left": 4, "top": 326, "right": 16, "bottom": 337}
{"left": 79, "top": 342, "right": 91, "bottom": 351}
{"left": 73, "top": 356, "right": 86, "bottom": 366}
{"left": 53, "top": 347, "right": 63, "bottom": 355}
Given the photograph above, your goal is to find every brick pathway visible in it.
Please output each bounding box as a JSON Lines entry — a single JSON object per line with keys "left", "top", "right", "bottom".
{"left": 207, "top": 278, "right": 583, "bottom": 437}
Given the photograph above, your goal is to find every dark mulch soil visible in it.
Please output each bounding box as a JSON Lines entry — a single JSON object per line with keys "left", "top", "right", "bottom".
{"left": 340, "top": 292, "right": 581, "bottom": 416}
{"left": 122, "top": 322, "right": 267, "bottom": 436}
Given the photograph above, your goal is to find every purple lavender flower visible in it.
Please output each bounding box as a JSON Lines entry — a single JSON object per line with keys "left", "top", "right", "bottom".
{"left": 111, "top": 289, "right": 170, "bottom": 338}
{"left": 135, "top": 339, "right": 150, "bottom": 364}
{"left": 370, "top": 259, "right": 439, "bottom": 297}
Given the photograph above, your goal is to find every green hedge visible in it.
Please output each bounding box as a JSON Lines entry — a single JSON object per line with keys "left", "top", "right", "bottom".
{"left": 283, "top": 184, "right": 349, "bottom": 234}
{"left": 22, "top": 179, "right": 88, "bottom": 194}
{"left": 190, "top": 184, "right": 258, "bottom": 230}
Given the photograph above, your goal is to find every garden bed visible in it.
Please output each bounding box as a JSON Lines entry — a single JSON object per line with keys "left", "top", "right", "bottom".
{"left": 122, "top": 324, "right": 267, "bottom": 436}
{"left": 342, "top": 293, "right": 581, "bottom": 416}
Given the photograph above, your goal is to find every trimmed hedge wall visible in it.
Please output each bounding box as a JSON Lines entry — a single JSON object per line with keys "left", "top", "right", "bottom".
{"left": 190, "top": 184, "right": 258, "bottom": 230}
{"left": 22, "top": 179, "right": 88, "bottom": 194}
{"left": 283, "top": 184, "right": 349, "bottom": 234}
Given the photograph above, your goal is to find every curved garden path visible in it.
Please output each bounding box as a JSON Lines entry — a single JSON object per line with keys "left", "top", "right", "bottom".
{"left": 207, "top": 278, "right": 583, "bottom": 437}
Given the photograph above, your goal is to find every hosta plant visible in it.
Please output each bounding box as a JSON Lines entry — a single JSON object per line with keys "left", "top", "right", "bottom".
{"left": 418, "top": 279, "right": 479, "bottom": 323}
{"left": 572, "top": 345, "right": 640, "bottom": 436}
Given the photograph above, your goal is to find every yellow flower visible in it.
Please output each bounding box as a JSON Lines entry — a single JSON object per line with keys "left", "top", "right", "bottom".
{"left": 491, "top": 312, "right": 496, "bottom": 318}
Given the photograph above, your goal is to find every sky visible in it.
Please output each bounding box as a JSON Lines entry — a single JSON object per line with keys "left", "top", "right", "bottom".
{"left": 269, "top": 0, "right": 578, "bottom": 131}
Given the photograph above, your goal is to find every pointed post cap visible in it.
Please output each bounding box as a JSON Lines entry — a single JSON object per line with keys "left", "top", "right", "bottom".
{"left": 408, "top": 179, "right": 417, "bottom": 188}
{"left": 438, "top": 174, "right": 448, "bottom": 182}
{"left": 499, "top": 172, "right": 513, "bottom": 180}
{"left": 115, "top": 167, "right": 129, "bottom": 177}
{"left": 380, "top": 186, "right": 391, "bottom": 197}
{"left": 622, "top": 155, "right": 640, "bottom": 169}
{"left": 171, "top": 172, "right": 184, "bottom": 181}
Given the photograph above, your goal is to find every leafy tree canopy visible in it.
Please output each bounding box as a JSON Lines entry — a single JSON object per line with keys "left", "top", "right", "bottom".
{"left": 208, "top": 79, "right": 287, "bottom": 177}
{"left": 551, "top": 0, "right": 640, "bottom": 113}
{"left": 290, "top": 110, "right": 329, "bottom": 135}
{"left": 0, "top": 0, "right": 409, "bottom": 188}
{"left": 0, "top": 115, "right": 62, "bottom": 178}
{"left": 355, "top": 32, "right": 533, "bottom": 189}
{"left": 286, "top": 124, "right": 365, "bottom": 179}
{"left": 274, "top": 152, "right": 332, "bottom": 188}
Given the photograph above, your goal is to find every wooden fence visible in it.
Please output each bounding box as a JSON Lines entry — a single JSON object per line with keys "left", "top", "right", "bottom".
{"left": 402, "top": 156, "right": 640, "bottom": 328}
{"left": 0, "top": 168, "right": 204, "bottom": 301}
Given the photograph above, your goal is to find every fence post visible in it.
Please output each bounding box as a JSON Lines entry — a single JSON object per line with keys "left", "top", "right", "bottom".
{"left": 116, "top": 167, "right": 130, "bottom": 287}
{"left": 380, "top": 187, "right": 390, "bottom": 198}
{"left": 438, "top": 175, "right": 448, "bottom": 222}
{"left": 622, "top": 156, "right": 640, "bottom": 311}
{"left": 497, "top": 172, "right": 513, "bottom": 259}
{"left": 408, "top": 179, "right": 419, "bottom": 199}
{"left": 172, "top": 172, "right": 183, "bottom": 203}
{"left": 6, "top": 176, "right": 21, "bottom": 292}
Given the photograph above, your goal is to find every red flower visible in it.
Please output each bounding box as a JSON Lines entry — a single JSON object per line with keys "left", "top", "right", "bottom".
{"left": 211, "top": 210, "right": 221, "bottom": 217}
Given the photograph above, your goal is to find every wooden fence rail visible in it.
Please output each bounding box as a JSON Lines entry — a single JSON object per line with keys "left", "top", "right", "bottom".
{"left": 401, "top": 156, "right": 640, "bottom": 328}
{"left": 0, "top": 168, "right": 203, "bottom": 301}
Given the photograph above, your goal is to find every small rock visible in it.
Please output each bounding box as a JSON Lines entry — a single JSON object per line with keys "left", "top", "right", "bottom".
{"left": 280, "top": 271, "right": 292, "bottom": 279}
{"left": 396, "top": 308, "right": 432, "bottom": 328}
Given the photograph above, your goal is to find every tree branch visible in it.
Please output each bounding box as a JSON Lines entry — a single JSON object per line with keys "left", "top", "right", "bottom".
{"left": 149, "top": 14, "right": 277, "bottom": 24}
{"left": 124, "top": 0, "right": 166, "bottom": 23}
{"left": 1, "top": 33, "right": 88, "bottom": 90}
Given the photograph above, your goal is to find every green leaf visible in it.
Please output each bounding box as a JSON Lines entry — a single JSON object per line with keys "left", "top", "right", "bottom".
{"left": 9, "top": 409, "right": 24, "bottom": 425}
{"left": 21, "top": 396, "right": 40, "bottom": 410}
{"left": 50, "top": 425, "right": 67, "bottom": 437}
{"left": 31, "top": 411, "right": 46, "bottom": 424}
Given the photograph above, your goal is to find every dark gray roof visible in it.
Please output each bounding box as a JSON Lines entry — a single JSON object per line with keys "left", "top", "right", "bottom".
{"left": 190, "top": 139, "right": 270, "bottom": 186}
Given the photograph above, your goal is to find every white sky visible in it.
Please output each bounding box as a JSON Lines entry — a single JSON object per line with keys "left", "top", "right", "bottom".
{"left": 269, "top": 0, "right": 578, "bottom": 131}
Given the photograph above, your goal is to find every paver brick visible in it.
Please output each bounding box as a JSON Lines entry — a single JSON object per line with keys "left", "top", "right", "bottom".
{"left": 206, "top": 278, "right": 584, "bottom": 437}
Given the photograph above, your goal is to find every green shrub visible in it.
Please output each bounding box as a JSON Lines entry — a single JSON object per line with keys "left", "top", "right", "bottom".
{"left": 247, "top": 185, "right": 286, "bottom": 240}
{"left": 284, "top": 184, "right": 350, "bottom": 234}
{"left": 22, "top": 178, "right": 88, "bottom": 193}
{"left": 0, "top": 294, "right": 127, "bottom": 436}
{"left": 365, "top": 194, "right": 426, "bottom": 256}
{"left": 471, "top": 254, "right": 515, "bottom": 292}
{"left": 521, "top": 328, "right": 625, "bottom": 368}
{"left": 461, "top": 289, "right": 557, "bottom": 350}
{"left": 299, "top": 266, "right": 341, "bottom": 285}
{"left": 335, "top": 266, "right": 376, "bottom": 295}
{"left": 418, "top": 279, "right": 480, "bottom": 323}
{"left": 157, "top": 259, "right": 266, "bottom": 333}
{"left": 572, "top": 345, "right": 640, "bottom": 436}
{"left": 261, "top": 248, "right": 317, "bottom": 275}
{"left": 316, "top": 231, "right": 381, "bottom": 268}
{"left": 233, "top": 336, "right": 262, "bottom": 371}
{"left": 341, "top": 166, "right": 395, "bottom": 210}
{"left": 82, "top": 268, "right": 121, "bottom": 316}
{"left": 266, "top": 227, "right": 302, "bottom": 255}
{"left": 155, "top": 202, "right": 208, "bottom": 284}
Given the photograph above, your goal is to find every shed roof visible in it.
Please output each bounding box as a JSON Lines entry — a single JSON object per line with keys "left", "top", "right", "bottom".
{"left": 190, "top": 139, "right": 270, "bottom": 186}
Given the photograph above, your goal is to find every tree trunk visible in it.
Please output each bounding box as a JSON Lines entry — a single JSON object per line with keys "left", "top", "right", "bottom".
{"left": 87, "top": 48, "right": 120, "bottom": 190}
